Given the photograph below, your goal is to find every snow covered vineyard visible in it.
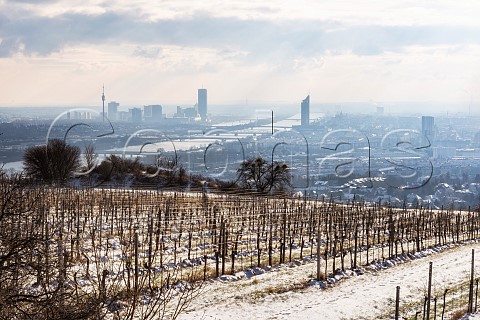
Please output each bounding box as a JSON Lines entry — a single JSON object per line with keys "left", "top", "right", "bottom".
{"left": 2, "top": 181, "right": 480, "bottom": 319}
{"left": 180, "top": 243, "right": 480, "bottom": 320}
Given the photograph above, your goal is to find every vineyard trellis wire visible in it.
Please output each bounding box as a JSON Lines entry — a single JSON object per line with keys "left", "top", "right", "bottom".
{"left": 2, "top": 177, "right": 480, "bottom": 318}
{"left": 394, "top": 253, "right": 480, "bottom": 320}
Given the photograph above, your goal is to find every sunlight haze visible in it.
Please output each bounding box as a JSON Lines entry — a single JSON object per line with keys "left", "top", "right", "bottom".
{"left": 0, "top": 0, "right": 479, "bottom": 110}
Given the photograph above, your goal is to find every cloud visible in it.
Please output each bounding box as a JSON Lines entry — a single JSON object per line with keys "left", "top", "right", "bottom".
{"left": 4, "top": 0, "right": 59, "bottom": 3}
{"left": 0, "top": 9, "right": 479, "bottom": 61}
{"left": 132, "top": 46, "right": 162, "bottom": 59}
{"left": 0, "top": 37, "right": 23, "bottom": 56}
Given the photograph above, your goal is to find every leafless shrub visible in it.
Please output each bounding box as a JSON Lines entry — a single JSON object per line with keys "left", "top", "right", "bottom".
{"left": 23, "top": 139, "right": 81, "bottom": 183}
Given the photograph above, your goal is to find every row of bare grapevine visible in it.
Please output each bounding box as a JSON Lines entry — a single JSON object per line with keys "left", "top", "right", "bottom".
{"left": 1, "top": 178, "right": 479, "bottom": 318}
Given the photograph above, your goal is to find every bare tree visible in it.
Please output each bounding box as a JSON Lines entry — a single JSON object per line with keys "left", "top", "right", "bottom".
{"left": 237, "top": 157, "right": 291, "bottom": 193}
{"left": 0, "top": 171, "right": 204, "bottom": 319}
{"left": 0, "top": 171, "right": 98, "bottom": 319}
{"left": 83, "top": 143, "right": 97, "bottom": 173}
{"left": 23, "top": 139, "right": 81, "bottom": 183}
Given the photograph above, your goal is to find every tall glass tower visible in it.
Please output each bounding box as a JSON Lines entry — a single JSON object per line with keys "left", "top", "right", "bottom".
{"left": 198, "top": 88, "right": 207, "bottom": 121}
{"left": 422, "top": 116, "right": 434, "bottom": 141}
{"left": 301, "top": 95, "right": 310, "bottom": 126}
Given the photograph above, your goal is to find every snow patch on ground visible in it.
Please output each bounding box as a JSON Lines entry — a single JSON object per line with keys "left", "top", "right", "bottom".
{"left": 179, "top": 241, "right": 480, "bottom": 320}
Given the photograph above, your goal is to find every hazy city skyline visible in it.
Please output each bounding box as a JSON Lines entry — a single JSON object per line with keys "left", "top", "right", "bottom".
{"left": 0, "top": 1, "right": 479, "bottom": 110}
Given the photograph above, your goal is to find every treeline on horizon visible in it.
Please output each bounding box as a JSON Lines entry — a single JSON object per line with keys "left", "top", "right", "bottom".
{"left": 18, "top": 139, "right": 292, "bottom": 195}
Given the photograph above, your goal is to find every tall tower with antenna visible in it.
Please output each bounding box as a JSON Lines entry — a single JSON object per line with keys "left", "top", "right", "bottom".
{"left": 102, "top": 85, "right": 105, "bottom": 122}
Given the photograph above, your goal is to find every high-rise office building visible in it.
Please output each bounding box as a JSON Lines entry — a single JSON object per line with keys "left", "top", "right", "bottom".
{"left": 198, "top": 88, "right": 207, "bottom": 121}
{"left": 175, "top": 106, "right": 197, "bottom": 118}
{"left": 144, "top": 105, "right": 163, "bottom": 121}
{"left": 108, "top": 101, "right": 119, "bottom": 121}
{"left": 422, "top": 116, "right": 435, "bottom": 140}
{"left": 130, "top": 108, "right": 142, "bottom": 123}
{"left": 301, "top": 95, "right": 310, "bottom": 126}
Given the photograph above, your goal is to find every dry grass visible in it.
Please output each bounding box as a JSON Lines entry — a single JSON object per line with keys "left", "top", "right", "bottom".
{"left": 189, "top": 265, "right": 217, "bottom": 282}
{"left": 250, "top": 281, "right": 307, "bottom": 299}
{"left": 450, "top": 308, "right": 468, "bottom": 320}
{"left": 3, "top": 178, "right": 480, "bottom": 319}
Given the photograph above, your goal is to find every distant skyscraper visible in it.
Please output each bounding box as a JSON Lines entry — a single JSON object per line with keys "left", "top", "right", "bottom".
{"left": 198, "top": 88, "right": 207, "bottom": 121}
{"left": 175, "top": 106, "right": 197, "bottom": 118}
{"left": 108, "top": 101, "right": 119, "bottom": 121}
{"left": 102, "top": 85, "right": 105, "bottom": 122}
{"left": 130, "top": 108, "right": 142, "bottom": 123}
{"left": 301, "top": 95, "right": 310, "bottom": 126}
{"left": 422, "top": 116, "right": 435, "bottom": 141}
{"left": 72, "top": 111, "right": 92, "bottom": 120}
{"left": 144, "top": 105, "right": 163, "bottom": 122}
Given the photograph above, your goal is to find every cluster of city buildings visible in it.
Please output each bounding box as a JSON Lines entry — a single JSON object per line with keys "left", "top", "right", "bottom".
{"left": 104, "top": 88, "right": 208, "bottom": 123}
{"left": 2, "top": 85, "right": 480, "bottom": 209}
{"left": 67, "top": 88, "right": 208, "bottom": 123}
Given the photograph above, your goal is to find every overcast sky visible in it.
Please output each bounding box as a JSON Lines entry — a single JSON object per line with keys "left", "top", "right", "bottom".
{"left": 0, "top": 0, "right": 479, "bottom": 109}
